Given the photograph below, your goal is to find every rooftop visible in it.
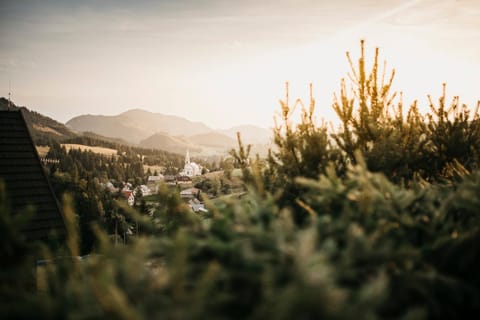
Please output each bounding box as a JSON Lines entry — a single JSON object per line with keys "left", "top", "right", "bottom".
{"left": 0, "top": 110, "right": 66, "bottom": 240}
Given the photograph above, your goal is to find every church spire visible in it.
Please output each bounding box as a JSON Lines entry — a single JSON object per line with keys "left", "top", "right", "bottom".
{"left": 185, "top": 149, "right": 190, "bottom": 165}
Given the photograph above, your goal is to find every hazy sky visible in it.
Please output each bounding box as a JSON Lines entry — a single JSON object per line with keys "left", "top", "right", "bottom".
{"left": 1, "top": 0, "right": 479, "bottom": 129}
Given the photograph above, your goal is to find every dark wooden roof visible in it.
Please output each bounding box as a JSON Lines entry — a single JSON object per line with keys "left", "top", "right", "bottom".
{"left": 0, "top": 110, "right": 65, "bottom": 240}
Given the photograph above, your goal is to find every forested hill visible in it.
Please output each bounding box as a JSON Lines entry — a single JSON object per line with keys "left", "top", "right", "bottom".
{"left": 0, "top": 97, "right": 76, "bottom": 144}
{"left": 0, "top": 97, "right": 198, "bottom": 169}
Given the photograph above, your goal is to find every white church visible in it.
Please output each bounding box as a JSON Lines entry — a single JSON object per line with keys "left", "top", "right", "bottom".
{"left": 180, "top": 149, "right": 202, "bottom": 177}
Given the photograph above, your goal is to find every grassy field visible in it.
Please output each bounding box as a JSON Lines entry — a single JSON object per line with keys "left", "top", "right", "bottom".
{"left": 61, "top": 143, "right": 118, "bottom": 156}
{"left": 203, "top": 169, "right": 242, "bottom": 179}
{"left": 35, "top": 146, "right": 50, "bottom": 157}
{"left": 143, "top": 164, "right": 165, "bottom": 175}
{"left": 209, "top": 191, "right": 245, "bottom": 205}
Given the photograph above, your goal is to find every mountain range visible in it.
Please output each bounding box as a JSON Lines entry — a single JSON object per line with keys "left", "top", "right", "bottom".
{"left": 66, "top": 109, "right": 272, "bottom": 155}
{"left": 0, "top": 97, "right": 271, "bottom": 155}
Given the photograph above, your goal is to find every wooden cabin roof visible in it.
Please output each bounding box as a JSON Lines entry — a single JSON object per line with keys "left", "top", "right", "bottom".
{"left": 0, "top": 110, "right": 65, "bottom": 240}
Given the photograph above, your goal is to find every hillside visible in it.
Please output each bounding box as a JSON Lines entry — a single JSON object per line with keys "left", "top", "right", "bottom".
{"left": 80, "top": 131, "right": 132, "bottom": 147}
{"left": 220, "top": 125, "right": 271, "bottom": 145}
{"left": 67, "top": 109, "right": 212, "bottom": 144}
{"left": 0, "top": 97, "right": 76, "bottom": 143}
{"left": 61, "top": 144, "right": 118, "bottom": 156}
{"left": 119, "top": 109, "right": 212, "bottom": 136}
{"left": 139, "top": 132, "right": 202, "bottom": 154}
{"left": 66, "top": 108, "right": 272, "bottom": 155}
{"left": 0, "top": 98, "right": 183, "bottom": 159}
{"left": 0, "top": 99, "right": 271, "bottom": 155}
{"left": 189, "top": 132, "right": 236, "bottom": 148}
{"left": 66, "top": 114, "right": 150, "bottom": 143}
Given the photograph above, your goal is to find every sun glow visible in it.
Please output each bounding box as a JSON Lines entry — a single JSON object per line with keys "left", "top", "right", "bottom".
{"left": 228, "top": 7, "right": 480, "bottom": 129}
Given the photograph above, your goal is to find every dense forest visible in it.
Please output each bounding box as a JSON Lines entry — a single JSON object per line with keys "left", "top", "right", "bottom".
{"left": 45, "top": 142, "right": 146, "bottom": 253}
{"left": 2, "top": 42, "right": 480, "bottom": 319}
{"left": 44, "top": 139, "right": 217, "bottom": 252}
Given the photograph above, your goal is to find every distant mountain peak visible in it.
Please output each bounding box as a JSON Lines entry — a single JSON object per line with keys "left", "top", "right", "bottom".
{"left": 119, "top": 108, "right": 153, "bottom": 116}
{"left": 67, "top": 108, "right": 213, "bottom": 144}
{"left": 64, "top": 108, "right": 272, "bottom": 155}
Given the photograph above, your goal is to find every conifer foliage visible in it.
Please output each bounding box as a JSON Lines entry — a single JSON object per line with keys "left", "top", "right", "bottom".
{"left": 331, "top": 40, "right": 429, "bottom": 181}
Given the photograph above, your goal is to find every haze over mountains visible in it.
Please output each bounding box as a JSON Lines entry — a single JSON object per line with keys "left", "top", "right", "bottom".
{"left": 66, "top": 109, "right": 271, "bottom": 155}
{"left": 1, "top": 97, "right": 271, "bottom": 156}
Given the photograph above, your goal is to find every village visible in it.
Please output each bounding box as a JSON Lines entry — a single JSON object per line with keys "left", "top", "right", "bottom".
{"left": 104, "top": 150, "right": 225, "bottom": 214}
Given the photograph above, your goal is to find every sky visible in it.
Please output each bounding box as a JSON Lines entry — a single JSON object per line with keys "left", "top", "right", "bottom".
{"left": 1, "top": 0, "right": 479, "bottom": 129}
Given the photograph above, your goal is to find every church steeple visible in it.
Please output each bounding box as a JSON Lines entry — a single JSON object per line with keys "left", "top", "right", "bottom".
{"left": 185, "top": 149, "right": 190, "bottom": 165}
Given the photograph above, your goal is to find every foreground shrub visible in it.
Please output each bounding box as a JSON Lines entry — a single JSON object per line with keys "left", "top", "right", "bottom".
{"left": 2, "top": 41, "right": 480, "bottom": 319}
{"left": 3, "top": 157, "right": 480, "bottom": 319}
{"left": 266, "top": 41, "right": 480, "bottom": 224}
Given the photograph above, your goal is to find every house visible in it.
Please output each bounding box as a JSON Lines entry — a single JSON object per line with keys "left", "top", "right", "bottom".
{"left": 164, "top": 175, "right": 176, "bottom": 185}
{"left": 188, "top": 198, "right": 208, "bottom": 213}
{"left": 122, "top": 182, "right": 133, "bottom": 192}
{"left": 139, "top": 184, "right": 152, "bottom": 196}
{"left": 122, "top": 190, "right": 135, "bottom": 206}
{"left": 0, "top": 109, "right": 66, "bottom": 241}
{"left": 146, "top": 183, "right": 158, "bottom": 194}
{"left": 146, "top": 175, "right": 164, "bottom": 193}
{"left": 147, "top": 175, "right": 164, "bottom": 182}
{"left": 180, "top": 187, "right": 200, "bottom": 199}
{"left": 176, "top": 175, "right": 192, "bottom": 185}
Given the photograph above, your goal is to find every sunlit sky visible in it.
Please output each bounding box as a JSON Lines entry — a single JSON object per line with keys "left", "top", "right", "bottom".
{"left": 1, "top": 0, "right": 479, "bottom": 129}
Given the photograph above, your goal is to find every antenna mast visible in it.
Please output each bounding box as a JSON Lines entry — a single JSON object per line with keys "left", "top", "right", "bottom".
{"left": 7, "top": 79, "right": 11, "bottom": 110}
